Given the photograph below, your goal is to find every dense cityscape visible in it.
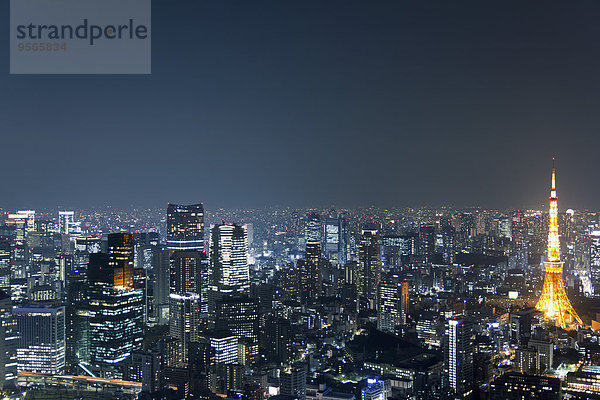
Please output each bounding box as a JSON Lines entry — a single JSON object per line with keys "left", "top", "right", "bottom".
{"left": 0, "top": 164, "right": 599, "bottom": 399}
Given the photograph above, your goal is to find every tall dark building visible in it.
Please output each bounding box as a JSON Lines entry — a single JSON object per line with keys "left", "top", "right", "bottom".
{"left": 302, "top": 240, "right": 322, "bottom": 302}
{"left": 357, "top": 228, "right": 381, "bottom": 306}
{"left": 419, "top": 224, "right": 435, "bottom": 264}
{"left": 167, "top": 203, "right": 205, "bottom": 251}
{"left": 444, "top": 317, "right": 474, "bottom": 400}
{"left": 216, "top": 295, "right": 259, "bottom": 366}
{"left": 170, "top": 250, "right": 208, "bottom": 310}
{"left": 88, "top": 233, "right": 143, "bottom": 377}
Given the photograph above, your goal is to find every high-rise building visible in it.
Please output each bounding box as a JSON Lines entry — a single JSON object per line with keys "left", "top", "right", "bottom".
{"left": 536, "top": 161, "right": 582, "bottom": 330}
{"left": 170, "top": 250, "right": 208, "bottom": 313}
{"left": 167, "top": 203, "right": 204, "bottom": 251}
{"left": 0, "top": 292, "right": 16, "bottom": 389}
{"left": 324, "top": 215, "right": 340, "bottom": 264}
{"left": 209, "top": 224, "right": 249, "bottom": 295}
{"left": 357, "top": 228, "right": 381, "bottom": 306}
{"left": 14, "top": 304, "right": 65, "bottom": 375}
{"left": 58, "top": 211, "right": 76, "bottom": 235}
{"left": 0, "top": 239, "right": 10, "bottom": 294}
{"left": 88, "top": 233, "right": 143, "bottom": 376}
{"left": 511, "top": 210, "right": 528, "bottom": 270}
{"left": 169, "top": 292, "right": 201, "bottom": 367}
{"left": 377, "top": 281, "right": 409, "bottom": 332}
{"left": 591, "top": 231, "right": 600, "bottom": 296}
{"left": 304, "top": 212, "right": 321, "bottom": 244}
{"left": 444, "top": 317, "right": 474, "bottom": 400}
{"left": 216, "top": 295, "right": 259, "bottom": 366}
{"left": 419, "top": 224, "right": 435, "bottom": 264}
{"left": 302, "top": 240, "right": 321, "bottom": 302}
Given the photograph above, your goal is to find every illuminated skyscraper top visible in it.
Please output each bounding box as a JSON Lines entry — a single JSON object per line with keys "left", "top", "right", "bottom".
{"left": 167, "top": 203, "right": 204, "bottom": 251}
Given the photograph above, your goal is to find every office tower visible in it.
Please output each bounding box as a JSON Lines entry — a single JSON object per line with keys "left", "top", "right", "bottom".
{"left": 169, "top": 292, "right": 201, "bottom": 367}
{"left": 381, "top": 235, "right": 414, "bottom": 267}
{"left": 216, "top": 295, "right": 259, "bottom": 366}
{"left": 0, "top": 239, "right": 10, "bottom": 294}
{"left": 167, "top": 203, "right": 204, "bottom": 250}
{"left": 440, "top": 221, "right": 456, "bottom": 264}
{"left": 209, "top": 224, "right": 249, "bottom": 294}
{"left": 87, "top": 233, "right": 143, "bottom": 376}
{"left": 376, "top": 281, "right": 409, "bottom": 333}
{"left": 338, "top": 212, "right": 350, "bottom": 265}
{"left": 324, "top": 214, "right": 340, "bottom": 264}
{"left": 357, "top": 228, "right": 381, "bottom": 306}
{"left": 16, "top": 211, "right": 35, "bottom": 233}
{"left": 302, "top": 240, "right": 322, "bottom": 302}
{"left": 377, "top": 282, "right": 401, "bottom": 333}
{"left": 490, "top": 373, "right": 561, "bottom": 400}
{"left": 361, "top": 379, "right": 387, "bottom": 400}
{"left": 170, "top": 250, "right": 208, "bottom": 307}
{"left": 204, "top": 332, "right": 238, "bottom": 365}
{"left": 304, "top": 212, "right": 321, "bottom": 244}
{"left": 497, "top": 217, "right": 512, "bottom": 239}
{"left": 280, "top": 363, "right": 307, "bottom": 400}
{"left": 445, "top": 317, "right": 474, "bottom": 400}
{"left": 0, "top": 292, "right": 16, "bottom": 389}
{"left": 58, "top": 211, "right": 75, "bottom": 235}
{"left": 511, "top": 210, "right": 528, "bottom": 270}
{"left": 418, "top": 224, "right": 435, "bottom": 264}
{"left": 14, "top": 304, "right": 65, "bottom": 375}
{"left": 536, "top": 161, "right": 582, "bottom": 330}
{"left": 591, "top": 231, "right": 600, "bottom": 296}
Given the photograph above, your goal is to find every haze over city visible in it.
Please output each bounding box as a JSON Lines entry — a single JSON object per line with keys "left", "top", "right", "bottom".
{"left": 3, "top": 1, "right": 600, "bottom": 209}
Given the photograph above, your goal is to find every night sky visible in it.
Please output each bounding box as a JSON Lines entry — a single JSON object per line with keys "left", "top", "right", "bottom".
{"left": 2, "top": 1, "right": 600, "bottom": 210}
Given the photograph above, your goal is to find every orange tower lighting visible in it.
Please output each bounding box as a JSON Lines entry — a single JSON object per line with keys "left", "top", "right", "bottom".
{"left": 535, "top": 159, "right": 582, "bottom": 330}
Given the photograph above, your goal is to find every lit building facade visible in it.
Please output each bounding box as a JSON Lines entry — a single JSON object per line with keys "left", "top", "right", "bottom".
{"left": 14, "top": 304, "right": 65, "bottom": 375}
{"left": 167, "top": 203, "right": 204, "bottom": 251}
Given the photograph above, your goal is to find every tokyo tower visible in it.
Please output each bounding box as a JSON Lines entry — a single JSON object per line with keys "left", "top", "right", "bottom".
{"left": 535, "top": 159, "right": 582, "bottom": 330}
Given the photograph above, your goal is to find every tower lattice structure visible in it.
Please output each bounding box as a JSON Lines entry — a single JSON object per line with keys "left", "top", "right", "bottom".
{"left": 535, "top": 160, "right": 582, "bottom": 330}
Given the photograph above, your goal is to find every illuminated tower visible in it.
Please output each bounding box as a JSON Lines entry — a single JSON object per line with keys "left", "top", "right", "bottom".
{"left": 535, "top": 160, "right": 582, "bottom": 330}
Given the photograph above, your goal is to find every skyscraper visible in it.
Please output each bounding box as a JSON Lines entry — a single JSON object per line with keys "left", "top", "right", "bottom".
{"left": 167, "top": 203, "right": 204, "bottom": 251}
{"left": 0, "top": 239, "right": 10, "bottom": 294}
{"left": 170, "top": 250, "right": 208, "bottom": 312}
{"left": 357, "top": 228, "right": 381, "bottom": 306}
{"left": 445, "top": 317, "right": 474, "bottom": 400}
{"left": 88, "top": 233, "right": 143, "bottom": 376}
{"left": 14, "top": 304, "right": 65, "bottom": 375}
{"left": 58, "top": 211, "right": 75, "bottom": 235}
{"left": 377, "top": 281, "right": 409, "bottom": 332}
{"left": 209, "top": 224, "right": 249, "bottom": 295}
{"left": 304, "top": 212, "right": 321, "bottom": 244}
{"left": 169, "top": 292, "right": 201, "bottom": 367}
{"left": 591, "top": 231, "right": 600, "bottom": 296}
{"left": 302, "top": 240, "right": 322, "bottom": 302}
{"left": 419, "top": 224, "right": 435, "bottom": 264}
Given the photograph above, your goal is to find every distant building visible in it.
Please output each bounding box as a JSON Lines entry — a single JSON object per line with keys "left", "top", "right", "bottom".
{"left": 167, "top": 203, "right": 204, "bottom": 251}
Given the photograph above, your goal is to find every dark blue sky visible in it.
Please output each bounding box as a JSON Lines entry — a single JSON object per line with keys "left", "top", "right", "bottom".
{"left": 2, "top": 1, "right": 600, "bottom": 210}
